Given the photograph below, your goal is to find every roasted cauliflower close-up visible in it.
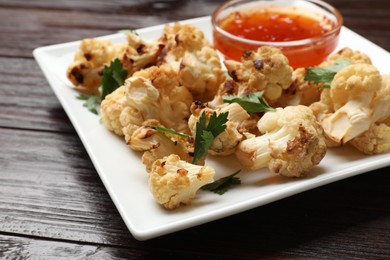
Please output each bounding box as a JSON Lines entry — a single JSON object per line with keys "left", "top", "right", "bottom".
{"left": 274, "top": 48, "right": 373, "bottom": 108}
{"left": 66, "top": 38, "right": 127, "bottom": 94}
{"left": 126, "top": 119, "right": 194, "bottom": 172}
{"left": 223, "top": 46, "right": 293, "bottom": 101}
{"left": 349, "top": 74, "right": 390, "bottom": 154}
{"left": 67, "top": 32, "right": 161, "bottom": 94}
{"left": 312, "top": 63, "right": 383, "bottom": 145}
{"left": 273, "top": 67, "right": 322, "bottom": 107}
{"left": 100, "top": 85, "right": 127, "bottom": 136}
{"left": 120, "top": 32, "right": 162, "bottom": 77}
{"left": 188, "top": 101, "right": 251, "bottom": 156}
{"left": 120, "top": 65, "right": 193, "bottom": 140}
{"left": 157, "top": 23, "right": 225, "bottom": 102}
{"left": 320, "top": 47, "right": 372, "bottom": 67}
{"left": 148, "top": 154, "right": 215, "bottom": 209}
{"left": 236, "top": 105, "right": 327, "bottom": 177}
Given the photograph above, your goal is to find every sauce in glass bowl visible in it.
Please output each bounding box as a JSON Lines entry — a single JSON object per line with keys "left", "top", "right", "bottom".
{"left": 212, "top": 0, "right": 343, "bottom": 68}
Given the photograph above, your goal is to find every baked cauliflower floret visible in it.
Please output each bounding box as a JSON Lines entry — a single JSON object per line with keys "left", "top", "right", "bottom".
{"left": 127, "top": 119, "right": 163, "bottom": 151}
{"left": 275, "top": 48, "right": 372, "bottom": 108}
{"left": 318, "top": 64, "right": 382, "bottom": 144}
{"left": 158, "top": 23, "right": 225, "bottom": 102}
{"left": 126, "top": 119, "right": 194, "bottom": 172}
{"left": 350, "top": 122, "right": 390, "bottom": 154}
{"left": 148, "top": 154, "right": 215, "bottom": 209}
{"left": 223, "top": 47, "right": 293, "bottom": 101}
{"left": 120, "top": 33, "right": 161, "bottom": 76}
{"left": 120, "top": 65, "right": 193, "bottom": 140}
{"left": 349, "top": 74, "right": 390, "bottom": 154}
{"left": 100, "top": 86, "right": 127, "bottom": 136}
{"left": 273, "top": 67, "right": 322, "bottom": 107}
{"left": 321, "top": 47, "right": 372, "bottom": 67}
{"left": 188, "top": 102, "right": 251, "bottom": 156}
{"left": 179, "top": 46, "right": 225, "bottom": 102}
{"left": 370, "top": 74, "right": 390, "bottom": 123}
{"left": 236, "top": 105, "right": 327, "bottom": 177}
{"left": 67, "top": 33, "right": 160, "bottom": 94}
{"left": 158, "top": 23, "right": 211, "bottom": 57}
{"left": 67, "top": 38, "right": 126, "bottom": 93}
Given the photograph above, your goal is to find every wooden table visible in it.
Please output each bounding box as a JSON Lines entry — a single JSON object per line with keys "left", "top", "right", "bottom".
{"left": 1, "top": 0, "right": 389, "bottom": 258}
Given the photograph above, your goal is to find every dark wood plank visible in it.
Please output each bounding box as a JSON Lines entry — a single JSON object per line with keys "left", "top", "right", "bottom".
{"left": 0, "top": 8, "right": 163, "bottom": 58}
{"left": 0, "top": 0, "right": 389, "bottom": 58}
{"left": 0, "top": 0, "right": 223, "bottom": 15}
{"left": 0, "top": 128, "right": 133, "bottom": 246}
{"left": 0, "top": 57, "right": 74, "bottom": 132}
{"left": 1, "top": 0, "right": 390, "bottom": 258}
{"left": 1, "top": 127, "right": 389, "bottom": 258}
{"left": 0, "top": 0, "right": 224, "bottom": 58}
{"left": 152, "top": 169, "right": 390, "bottom": 259}
{"left": 0, "top": 234, "right": 144, "bottom": 259}
{"left": 0, "top": 234, "right": 213, "bottom": 259}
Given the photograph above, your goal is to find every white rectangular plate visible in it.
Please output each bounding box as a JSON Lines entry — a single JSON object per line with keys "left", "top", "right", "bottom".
{"left": 33, "top": 16, "right": 390, "bottom": 241}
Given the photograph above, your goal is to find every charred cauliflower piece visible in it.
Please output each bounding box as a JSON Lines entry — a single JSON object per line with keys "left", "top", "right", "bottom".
{"left": 127, "top": 119, "right": 194, "bottom": 172}
{"left": 188, "top": 102, "right": 251, "bottom": 156}
{"left": 275, "top": 48, "right": 373, "bottom": 108}
{"left": 349, "top": 74, "right": 390, "bottom": 154}
{"left": 148, "top": 154, "right": 215, "bottom": 209}
{"left": 120, "top": 33, "right": 162, "bottom": 76}
{"left": 120, "top": 65, "right": 193, "bottom": 140}
{"left": 321, "top": 47, "right": 372, "bottom": 67}
{"left": 223, "top": 47, "right": 293, "bottom": 101}
{"left": 236, "top": 105, "right": 327, "bottom": 177}
{"left": 369, "top": 74, "right": 390, "bottom": 123}
{"left": 273, "top": 67, "right": 322, "bottom": 107}
{"left": 350, "top": 122, "right": 390, "bottom": 154}
{"left": 158, "top": 23, "right": 225, "bottom": 102}
{"left": 127, "top": 119, "right": 163, "bottom": 151}
{"left": 314, "top": 64, "right": 382, "bottom": 144}
{"left": 67, "top": 33, "right": 160, "bottom": 93}
{"left": 66, "top": 38, "right": 126, "bottom": 94}
{"left": 100, "top": 86, "right": 127, "bottom": 136}
{"left": 179, "top": 47, "right": 225, "bottom": 102}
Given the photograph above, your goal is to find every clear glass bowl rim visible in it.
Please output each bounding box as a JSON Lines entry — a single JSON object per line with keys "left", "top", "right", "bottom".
{"left": 211, "top": 0, "right": 344, "bottom": 47}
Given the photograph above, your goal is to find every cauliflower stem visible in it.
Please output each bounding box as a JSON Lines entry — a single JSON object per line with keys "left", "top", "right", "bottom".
{"left": 236, "top": 106, "right": 327, "bottom": 177}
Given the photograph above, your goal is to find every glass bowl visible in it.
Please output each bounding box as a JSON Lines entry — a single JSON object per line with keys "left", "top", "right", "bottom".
{"left": 211, "top": 0, "right": 343, "bottom": 68}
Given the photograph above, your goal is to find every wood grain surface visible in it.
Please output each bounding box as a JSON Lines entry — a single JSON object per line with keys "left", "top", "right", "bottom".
{"left": 0, "top": 0, "right": 389, "bottom": 258}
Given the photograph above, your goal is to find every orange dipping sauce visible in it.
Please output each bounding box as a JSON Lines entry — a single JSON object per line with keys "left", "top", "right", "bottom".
{"left": 213, "top": 5, "right": 342, "bottom": 68}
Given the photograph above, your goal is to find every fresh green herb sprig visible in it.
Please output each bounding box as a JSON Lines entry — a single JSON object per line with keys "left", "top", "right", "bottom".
{"left": 201, "top": 170, "right": 241, "bottom": 195}
{"left": 151, "top": 126, "right": 189, "bottom": 138}
{"left": 77, "top": 58, "right": 127, "bottom": 115}
{"left": 77, "top": 94, "right": 100, "bottom": 115}
{"left": 305, "top": 59, "right": 351, "bottom": 88}
{"left": 100, "top": 59, "right": 128, "bottom": 101}
{"left": 223, "top": 91, "right": 275, "bottom": 113}
{"left": 192, "top": 111, "right": 229, "bottom": 165}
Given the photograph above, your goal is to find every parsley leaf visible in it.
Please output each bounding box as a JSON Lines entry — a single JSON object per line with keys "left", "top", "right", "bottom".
{"left": 76, "top": 59, "right": 127, "bottom": 115}
{"left": 201, "top": 170, "right": 241, "bottom": 195}
{"left": 100, "top": 58, "right": 128, "bottom": 101}
{"left": 151, "top": 126, "right": 189, "bottom": 137}
{"left": 223, "top": 91, "right": 275, "bottom": 113}
{"left": 305, "top": 59, "right": 351, "bottom": 88}
{"left": 192, "top": 111, "right": 229, "bottom": 165}
{"left": 77, "top": 94, "right": 100, "bottom": 115}
{"left": 200, "top": 130, "right": 214, "bottom": 158}
{"left": 206, "top": 111, "right": 229, "bottom": 137}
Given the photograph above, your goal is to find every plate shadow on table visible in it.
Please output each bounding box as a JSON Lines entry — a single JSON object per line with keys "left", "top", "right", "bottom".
{"left": 141, "top": 169, "right": 389, "bottom": 258}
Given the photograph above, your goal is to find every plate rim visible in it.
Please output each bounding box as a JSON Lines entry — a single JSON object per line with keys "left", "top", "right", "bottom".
{"left": 33, "top": 16, "right": 390, "bottom": 241}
